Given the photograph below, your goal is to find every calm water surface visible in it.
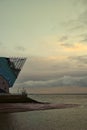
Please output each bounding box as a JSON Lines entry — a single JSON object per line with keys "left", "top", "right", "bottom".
{"left": 0, "top": 94, "right": 87, "bottom": 130}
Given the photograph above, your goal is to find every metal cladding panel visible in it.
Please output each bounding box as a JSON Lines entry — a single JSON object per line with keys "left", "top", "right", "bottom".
{"left": 0, "top": 57, "right": 26, "bottom": 88}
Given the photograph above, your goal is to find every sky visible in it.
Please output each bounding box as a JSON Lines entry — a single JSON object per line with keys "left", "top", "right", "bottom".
{"left": 0, "top": 0, "right": 87, "bottom": 93}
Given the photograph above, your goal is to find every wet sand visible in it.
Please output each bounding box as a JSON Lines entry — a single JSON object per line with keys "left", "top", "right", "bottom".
{"left": 0, "top": 103, "right": 79, "bottom": 113}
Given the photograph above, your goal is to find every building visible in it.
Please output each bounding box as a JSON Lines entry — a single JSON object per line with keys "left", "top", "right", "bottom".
{"left": 0, "top": 57, "right": 26, "bottom": 93}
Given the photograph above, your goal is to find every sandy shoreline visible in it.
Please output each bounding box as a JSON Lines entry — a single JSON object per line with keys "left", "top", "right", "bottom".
{"left": 0, "top": 103, "right": 80, "bottom": 113}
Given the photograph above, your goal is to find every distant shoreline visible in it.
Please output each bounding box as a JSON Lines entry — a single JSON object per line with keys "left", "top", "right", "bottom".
{"left": 29, "top": 93, "right": 87, "bottom": 95}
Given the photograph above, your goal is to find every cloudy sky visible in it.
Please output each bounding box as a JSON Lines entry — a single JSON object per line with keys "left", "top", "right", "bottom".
{"left": 0, "top": 0, "right": 87, "bottom": 93}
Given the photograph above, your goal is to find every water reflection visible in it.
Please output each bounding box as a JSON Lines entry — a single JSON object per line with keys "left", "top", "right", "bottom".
{"left": 0, "top": 113, "right": 16, "bottom": 130}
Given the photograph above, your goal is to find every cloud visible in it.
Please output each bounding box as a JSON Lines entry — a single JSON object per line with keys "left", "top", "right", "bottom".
{"left": 13, "top": 55, "right": 87, "bottom": 91}
{"left": 16, "top": 56, "right": 70, "bottom": 82}
{"left": 63, "top": 43, "right": 87, "bottom": 53}
{"left": 78, "top": 0, "right": 87, "bottom": 6}
{"left": 81, "top": 38, "right": 87, "bottom": 43}
{"left": 15, "top": 46, "right": 26, "bottom": 52}
{"left": 65, "top": 17, "right": 86, "bottom": 34}
{"left": 69, "top": 55, "right": 87, "bottom": 64}
{"left": 60, "top": 43, "right": 75, "bottom": 48}
{"left": 15, "top": 75, "right": 87, "bottom": 88}
{"left": 58, "top": 36, "right": 68, "bottom": 42}
{"left": 78, "top": 10, "right": 87, "bottom": 26}
{"left": 62, "top": 1, "right": 87, "bottom": 38}
{"left": 79, "top": 33, "right": 87, "bottom": 43}
{"left": 17, "top": 68, "right": 87, "bottom": 84}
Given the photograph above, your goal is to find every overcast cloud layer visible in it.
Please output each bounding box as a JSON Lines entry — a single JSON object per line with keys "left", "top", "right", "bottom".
{"left": 13, "top": 55, "right": 87, "bottom": 93}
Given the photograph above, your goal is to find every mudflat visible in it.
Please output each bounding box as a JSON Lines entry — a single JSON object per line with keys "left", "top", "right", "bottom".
{"left": 0, "top": 103, "right": 79, "bottom": 113}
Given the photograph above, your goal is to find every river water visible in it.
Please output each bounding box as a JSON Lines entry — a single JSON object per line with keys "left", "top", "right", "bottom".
{"left": 0, "top": 94, "right": 87, "bottom": 130}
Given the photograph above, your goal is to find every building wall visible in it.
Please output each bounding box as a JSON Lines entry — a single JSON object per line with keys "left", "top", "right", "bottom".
{"left": 0, "top": 76, "right": 9, "bottom": 93}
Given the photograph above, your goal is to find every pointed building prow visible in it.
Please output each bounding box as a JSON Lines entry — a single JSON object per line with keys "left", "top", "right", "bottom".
{"left": 0, "top": 57, "right": 26, "bottom": 93}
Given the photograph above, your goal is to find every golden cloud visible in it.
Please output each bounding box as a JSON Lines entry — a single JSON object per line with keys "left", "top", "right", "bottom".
{"left": 63, "top": 43, "right": 87, "bottom": 52}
